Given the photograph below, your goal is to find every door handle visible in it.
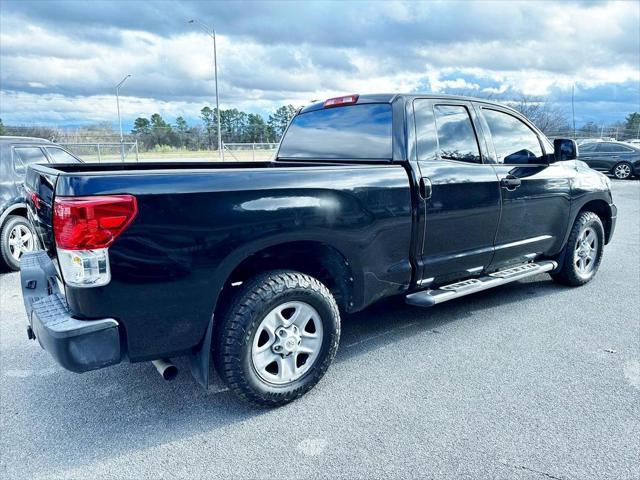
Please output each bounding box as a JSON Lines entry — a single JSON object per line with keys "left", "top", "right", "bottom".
{"left": 610, "top": 156, "right": 619, "bottom": 159}
{"left": 419, "top": 177, "right": 432, "bottom": 199}
{"left": 500, "top": 175, "right": 521, "bottom": 190}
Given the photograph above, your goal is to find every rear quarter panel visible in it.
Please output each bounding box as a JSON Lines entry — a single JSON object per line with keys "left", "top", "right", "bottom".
{"left": 56, "top": 165, "right": 413, "bottom": 360}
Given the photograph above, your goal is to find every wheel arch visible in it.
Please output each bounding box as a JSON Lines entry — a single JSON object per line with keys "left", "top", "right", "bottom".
{"left": 189, "top": 239, "right": 357, "bottom": 388}
{"left": 0, "top": 203, "right": 28, "bottom": 227}
{"left": 576, "top": 199, "right": 613, "bottom": 244}
{"left": 217, "top": 240, "right": 356, "bottom": 316}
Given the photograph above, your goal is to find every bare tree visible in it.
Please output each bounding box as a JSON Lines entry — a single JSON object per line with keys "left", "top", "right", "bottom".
{"left": 510, "top": 96, "right": 570, "bottom": 134}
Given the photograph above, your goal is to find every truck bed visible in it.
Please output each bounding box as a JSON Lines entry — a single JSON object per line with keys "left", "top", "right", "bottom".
{"left": 25, "top": 159, "right": 414, "bottom": 361}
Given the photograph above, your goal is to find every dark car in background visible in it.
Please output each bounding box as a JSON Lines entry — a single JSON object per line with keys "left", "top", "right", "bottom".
{"left": 578, "top": 141, "right": 640, "bottom": 180}
{"left": 0, "top": 136, "right": 82, "bottom": 270}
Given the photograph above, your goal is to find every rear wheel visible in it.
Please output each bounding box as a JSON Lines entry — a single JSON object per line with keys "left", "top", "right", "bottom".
{"left": 551, "top": 211, "right": 604, "bottom": 286}
{"left": 612, "top": 162, "right": 632, "bottom": 180}
{"left": 214, "top": 270, "right": 340, "bottom": 406}
{"left": 0, "top": 216, "right": 36, "bottom": 271}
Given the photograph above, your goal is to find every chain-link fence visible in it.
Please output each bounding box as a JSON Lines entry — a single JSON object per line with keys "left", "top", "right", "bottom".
{"left": 222, "top": 143, "right": 278, "bottom": 161}
{"left": 544, "top": 127, "right": 640, "bottom": 142}
{"left": 54, "top": 141, "right": 278, "bottom": 162}
{"left": 58, "top": 142, "right": 139, "bottom": 162}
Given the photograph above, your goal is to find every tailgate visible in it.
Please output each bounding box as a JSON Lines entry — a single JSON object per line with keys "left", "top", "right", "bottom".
{"left": 25, "top": 164, "right": 60, "bottom": 258}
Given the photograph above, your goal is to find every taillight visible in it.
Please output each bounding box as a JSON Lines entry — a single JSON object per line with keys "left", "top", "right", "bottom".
{"left": 323, "top": 94, "right": 359, "bottom": 108}
{"left": 54, "top": 195, "right": 137, "bottom": 250}
{"left": 53, "top": 195, "right": 137, "bottom": 287}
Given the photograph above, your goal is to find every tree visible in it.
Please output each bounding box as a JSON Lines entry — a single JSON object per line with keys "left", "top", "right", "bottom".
{"left": 131, "top": 117, "right": 151, "bottom": 135}
{"left": 268, "top": 105, "right": 297, "bottom": 140}
{"left": 579, "top": 121, "right": 599, "bottom": 137}
{"left": 150, "top": 113, "right": 169, "bottom": 132}
{"left": 200, "top": 106, "right": 217, "bottom": 149}
{"left": 175, "top": 116, "right": 189, "bottom": 134}
{"left": 246, "top": 113, "right": 268, "bottom": 143}
{"left": 511, "top": 96, "right": 570, "bottom": 135}
{"left": 0, "top": 118, "right": 5, "bottom": 136}
{"left": 623, "top": 112, "right": 640, "bottom": 139}
{"left": 220, "top": 108, "right": 248, "bottom": 143}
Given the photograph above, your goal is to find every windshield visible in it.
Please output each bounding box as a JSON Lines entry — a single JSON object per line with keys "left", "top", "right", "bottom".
{"left": 278, "top": 103, "right": 392, "bottom": 160}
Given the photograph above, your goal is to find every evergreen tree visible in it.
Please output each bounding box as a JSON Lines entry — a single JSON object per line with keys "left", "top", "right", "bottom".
{"left": 200, "top": 106, "right": 217, "bottom": 149}
{"left": 268, "top": 105, "right": 296, "bottom": 140}
{"left": 175, "top": 116, "right": 189, "bottom": 133}
{"left": 624, "top": 112, "right": 640, "bottom": 139}
{"left": 131, "top": 117, "right": 151, "bottom": 135}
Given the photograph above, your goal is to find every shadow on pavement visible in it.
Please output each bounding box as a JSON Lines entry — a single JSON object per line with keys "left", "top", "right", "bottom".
{"left": 6, "top": 273, "right": 570, "bottom": 476}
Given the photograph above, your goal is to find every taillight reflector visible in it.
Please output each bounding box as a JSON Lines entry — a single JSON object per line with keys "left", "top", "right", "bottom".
{"left": 53, "top": 195, "right": 138, "bottom": 250}
{"left": 323, "top": 94, "right": 359, "bottom": 108}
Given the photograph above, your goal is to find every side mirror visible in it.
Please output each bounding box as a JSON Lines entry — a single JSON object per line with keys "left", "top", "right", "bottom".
{"left": 553, "top": 138, "right": 577, "bottom": 162}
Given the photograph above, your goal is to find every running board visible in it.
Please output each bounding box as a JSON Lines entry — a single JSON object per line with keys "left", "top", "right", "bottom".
{"left": 405, "top": 260, "right": 557, "bottom": 308}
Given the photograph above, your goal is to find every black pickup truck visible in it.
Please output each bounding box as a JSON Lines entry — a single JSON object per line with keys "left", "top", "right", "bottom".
{"left": 20, "top": 94, "right": 616, "bottom": 406}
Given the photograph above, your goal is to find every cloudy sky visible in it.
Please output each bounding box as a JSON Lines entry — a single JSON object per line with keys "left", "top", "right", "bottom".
{"left": 0, "top": 0, "right": 638, "bottom": 129}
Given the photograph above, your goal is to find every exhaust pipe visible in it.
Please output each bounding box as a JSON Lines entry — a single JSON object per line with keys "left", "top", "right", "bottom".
{"left": 152, "top": 359, "right": 178, "bottom": 381}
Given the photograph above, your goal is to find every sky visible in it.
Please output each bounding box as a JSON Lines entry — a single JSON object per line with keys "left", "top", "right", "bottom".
{"left": 0, "top": 0, "right": 639, "bottom": 130}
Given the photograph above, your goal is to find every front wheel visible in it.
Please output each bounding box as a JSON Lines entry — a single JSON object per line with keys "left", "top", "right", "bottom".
{"left": 214, "top": 271, "right": 341, "bottom": 406}
{"left": 551, "top": 211, "right": 604, "bottom": 286}
{"left": 612, "top": 162, "right": 633, "bottom": 180}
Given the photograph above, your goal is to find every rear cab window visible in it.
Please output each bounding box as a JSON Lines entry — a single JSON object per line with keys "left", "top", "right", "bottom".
{"left": 278, "top": 103, "right": 392, "bottom": 160}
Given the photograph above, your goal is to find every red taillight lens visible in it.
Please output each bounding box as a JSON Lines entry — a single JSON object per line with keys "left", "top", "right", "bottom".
{"left": 323, "top": 94, "right": 359, "bottom": 108}
{"left": 53, "top": 195, "right": 138, "bottom": 250}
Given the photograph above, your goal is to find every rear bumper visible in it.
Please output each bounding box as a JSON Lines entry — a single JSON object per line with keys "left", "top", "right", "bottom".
{"left": 20, "top": 251, "right": 121, "bottom": 373}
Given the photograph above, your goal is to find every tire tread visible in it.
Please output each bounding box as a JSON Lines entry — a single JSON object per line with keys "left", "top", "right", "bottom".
{"left": 214, "top": 270, "right": 340, "bottom": 407}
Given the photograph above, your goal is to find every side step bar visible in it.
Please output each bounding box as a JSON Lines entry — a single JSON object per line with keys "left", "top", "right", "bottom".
{"left": 405, "top": 260, "right": 557, "bottom": 308}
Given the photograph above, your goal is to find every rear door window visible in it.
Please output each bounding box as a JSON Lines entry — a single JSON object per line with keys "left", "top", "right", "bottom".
{"left": 596, "top": 143, "right": 631, "bottom": 153}
{"left": 413, "top": 100, "right": 438, "bottom": 161}
{"left": 433, "top": 105, "right": 481, "bottom": 163}
{"left": 13, "top": 147, "right": 49, "bottom": 177}
{"left": 482, "top": 109, "right": 544, "bottom": 165}
{"left": 278, "top": 103, "right": 392, "bottom": 159}
{"left": 46, "top": 147, "right": 81, "bottom": 163}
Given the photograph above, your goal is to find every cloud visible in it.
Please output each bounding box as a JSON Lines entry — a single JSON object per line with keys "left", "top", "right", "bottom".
{"left": 0, "top": 0, "right": 638, "bottom": 126}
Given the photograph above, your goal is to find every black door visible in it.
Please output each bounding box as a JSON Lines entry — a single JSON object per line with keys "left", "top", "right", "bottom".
{"left": 477, "top": 106, "right": 571, "bottom": 268}
{"left": 412, "top": 99, "right": 501, "bottom": 286}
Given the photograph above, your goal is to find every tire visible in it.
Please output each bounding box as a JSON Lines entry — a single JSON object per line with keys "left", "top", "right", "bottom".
{"left": 612, "top": 162, "right": 633, "bottom": 180}
{"left": 214, "top": 270, "right": 341, "bottom": 407}
{"left": 551, "top": 211, "right": 604, "bottom": 286}
{"left": 0, "top": 216, "right": 37, "bottom": 271}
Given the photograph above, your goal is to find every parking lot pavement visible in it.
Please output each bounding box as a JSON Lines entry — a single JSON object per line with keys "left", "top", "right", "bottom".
{"left": 1, "top": 180, "right": 638, "bottom": 480}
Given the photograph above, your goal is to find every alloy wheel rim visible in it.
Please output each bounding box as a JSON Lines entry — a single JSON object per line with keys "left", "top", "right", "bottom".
{"left": 574, "top": 226, "right": 598, "bottom": 276}
{"left": 251, "top": 301, "right": 323, "bottom": 385}
{"left": 614, "top": 164, "right": 631, "bottom": 179}
{"left": 8, "top": 225, "right": 34, "bottom": 261}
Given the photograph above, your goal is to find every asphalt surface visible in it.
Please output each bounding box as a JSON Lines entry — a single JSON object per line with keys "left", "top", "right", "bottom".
{"left": 1, "top": 180, "right": 639, "bottom": 480}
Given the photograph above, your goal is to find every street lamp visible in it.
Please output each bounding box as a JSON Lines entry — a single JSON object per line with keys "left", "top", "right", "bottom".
{"left": 189, "top": 18, "right": 223, "bottom": 160}
{"left": 115, "top": 74, "right": 132, "bottom": 161}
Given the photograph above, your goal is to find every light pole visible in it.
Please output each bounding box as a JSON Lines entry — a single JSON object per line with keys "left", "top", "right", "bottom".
{"left": 571, "top": 84, "right": 576, "bottom": 140}
{"left": 115, "top": 74, "right": 131, "bottom": 161}
{"left": 189, "top": 18, "right": 223, "bottom": 160}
